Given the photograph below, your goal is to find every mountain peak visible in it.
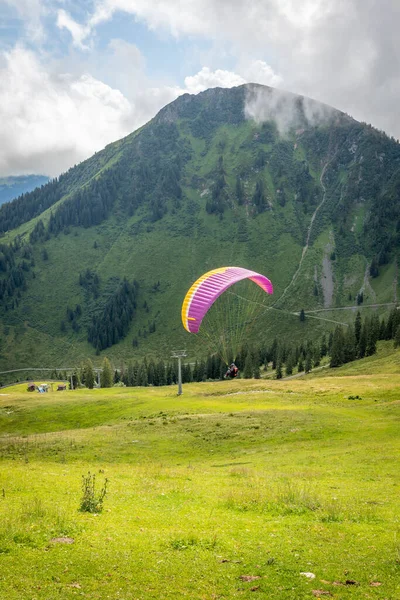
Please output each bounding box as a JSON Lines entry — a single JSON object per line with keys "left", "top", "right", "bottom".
{"left": 155, "top": 83, "right": 353, "bottom": 133}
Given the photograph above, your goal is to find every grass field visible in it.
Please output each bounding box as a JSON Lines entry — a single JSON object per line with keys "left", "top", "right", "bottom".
{"left": 0, "top": 351, "right": 399, "bottom": 599}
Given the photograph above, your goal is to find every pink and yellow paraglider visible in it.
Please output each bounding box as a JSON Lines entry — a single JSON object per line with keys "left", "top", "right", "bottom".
{"left": 182, "top": 267, "right": 273, "bottom": 333}
{"left": 181, "top": 267, "right": 273, "bottom": 364}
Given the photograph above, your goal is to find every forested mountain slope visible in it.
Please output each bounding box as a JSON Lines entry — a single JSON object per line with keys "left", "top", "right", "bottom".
{"left": 0, "top": 83, "right": 399, "bottom": 370}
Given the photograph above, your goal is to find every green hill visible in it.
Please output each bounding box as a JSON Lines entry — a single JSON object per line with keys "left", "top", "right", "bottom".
{"left": 1, "top": 83, "right": 400, "bottom": 370}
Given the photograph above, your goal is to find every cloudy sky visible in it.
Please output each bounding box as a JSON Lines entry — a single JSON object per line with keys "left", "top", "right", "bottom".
{"left": 0, "top": 0, "right": 398, "bottom": 177}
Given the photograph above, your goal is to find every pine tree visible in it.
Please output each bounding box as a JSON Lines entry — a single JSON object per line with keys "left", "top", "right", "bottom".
{"left": 183, "top": 363, "right": 193, "bottom": 383}
{"left": 125, "top": 361, "right": 134, "bottom": 386}
{"left": 192, "top": 361, "right": 198, "bottom": 382}
{"left": 166, "top": 363, "right": 174, "bottom": 385}
{"left": 371, "top": 313, "right": 380, "bottom": 345}
{"left": 379, "top": 318, "right": 387, "bottom": 340}
{"left": 386, "top": 309, "right": 395, "bottom": 339}
{"left": 320, "top": 334, "right": 327, "bottom": 357}
{"left": 298, "top": 356, "right": 304, "bottom": 372}
{"left": 389, "top": 308, "right": 400, "bottom": 340}
{"left": 305, "top": 352, "right": 312, "bottom": 373}
{"left": 394, "top": 325, "right": 400, "bottom": 348}
{"left": 243, "top": 353, "right": 253, "bottom": 378}
{"left": 276, "top": 360, "right": 283, "bottom": 379}
{"left": 328, "top": 332, "right": 333, "bottom": 353}
{"left": 358, "top": 323, "right": 367, "bottom": 358}
{"left": 366, "top": 316, "right": 378, "bottom": 356}
{"left": 253, "top": 362, "right": 261, "bottom": 379}
{"left": 198, "top": 360, "right": 206, "bottom": 382}
{"left": 355, "top": 311, "right": 362, "bottom": 344}
{"left": 366, "top": 329, "right": 377, "bottom": 356}
{"left": 343, "top": 326, "right": 357, "bottom": 363}
{"left": 285, "top": 351, "right": 293, "bottom": 376}
{"left": 219, "top": 360, "right": 226, "bottom": 380}
{"left": 157, "top": 360, "right": 166, "bottom": 386}
{"left": 252, "top": 179, "right": 266, "bottom": 213}
{"left": 330, "top": 326, "right": 344, "bottom": 367}
{"left": 313, "top": 345, "right": 321, "bottom": 367}
{"left": 71, "top": 370, "right": 80, "bottom": 390}
{"left": 137, "top": 363, "right": 148, "bottom": 386}
{"left": 147, "top": 359, "right": 156, "bottom": 385}
{"left": 132, "top": 361, "right": 139, "bottom": 385}
{"left": 83, "top": 359, "right": 95, "bottom": 389}
{"left": 235, "top": 175, "right": 244, "bottom": 205}
{"left": 205, "top": 356, "right": 213, "bottom": 379}
{"left": 210, "top": 355, "right": 217, "bottom": 379}
{"left": 369, "top": 257, "right": 379, "bottom": 278}
{"left": 271, "top": 339, "right": 278, "bottom": 369}
{"left": 100, "top": 357, "right": 113, "bottom": 388}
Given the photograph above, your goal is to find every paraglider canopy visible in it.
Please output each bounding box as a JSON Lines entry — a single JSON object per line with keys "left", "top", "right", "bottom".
{"left": 181, "top": 266, "right": 273, "bottom": 334}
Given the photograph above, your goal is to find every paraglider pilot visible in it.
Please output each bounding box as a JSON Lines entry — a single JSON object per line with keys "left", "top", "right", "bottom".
{"left": 225, "top": 363, "right": 239, "bottom": 378}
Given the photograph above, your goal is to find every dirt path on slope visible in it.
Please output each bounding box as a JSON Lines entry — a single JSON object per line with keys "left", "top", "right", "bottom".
{"left": 272, "top": 159, "right": 331, "bottom": 307}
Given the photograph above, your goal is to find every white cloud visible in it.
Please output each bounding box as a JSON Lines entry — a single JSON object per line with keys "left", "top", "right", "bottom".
{"left": 184, "top": 67, "right": 246, "bottom": 94}
{"left": 101, "top": 38, "right": 146, "bottom": 96}
{"left": 0, "top": 46, "right": 134, "bottom": 176}
{"left": 55, "top": 0, "right": 400, "bottom": 140}
{"left": 56, "top": 9, "right": 92, "bottom": 50}
{"left": 244, "top": 85, "right": 336, "bottom": 136}
{"left": 182, "top": 62, "right": 283, "bottom": 94}
{"left": 242, "top": 60, "right": 283, "bottom": 88}
{"left": 55, "top": 0, "right": 331, "bottom": 49}
{"left": 3, "top": 0, "right": 48, "bottom": 42}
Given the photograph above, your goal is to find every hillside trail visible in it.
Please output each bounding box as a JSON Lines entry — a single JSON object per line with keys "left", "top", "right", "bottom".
{"left": 306, "top": 302, "right": 396, "bottom": 313}
{"left": 226, "top": 156, "right": 336, "bottom": 323}
{"left": 272, "top": 158, "right": 331, "bottom": 308}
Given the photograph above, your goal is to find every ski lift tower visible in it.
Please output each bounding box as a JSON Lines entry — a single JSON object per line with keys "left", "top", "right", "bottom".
{"left": 171, "top": 350, "right": 187, "bottom": 396}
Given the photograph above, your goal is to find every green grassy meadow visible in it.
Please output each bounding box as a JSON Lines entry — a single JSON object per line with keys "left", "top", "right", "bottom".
{"left": 0, "top": 353, "right": 399, "bottom": 599}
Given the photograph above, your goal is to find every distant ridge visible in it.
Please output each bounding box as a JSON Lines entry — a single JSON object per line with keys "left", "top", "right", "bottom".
{"left": 0, "top": 175, "right": 49, "bottom": 206}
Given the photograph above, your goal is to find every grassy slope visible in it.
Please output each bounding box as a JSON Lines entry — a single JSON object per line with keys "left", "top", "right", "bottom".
{"left": 316, "top": 340, "right": 400, "bottom": 376}
{"left": 0, "top": 351, "right": 399, "bottom": 599}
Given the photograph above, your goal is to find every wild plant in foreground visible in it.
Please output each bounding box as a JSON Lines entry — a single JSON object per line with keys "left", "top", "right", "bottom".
{"left": 79, "top": 472, "right": 108, "bottom": 513}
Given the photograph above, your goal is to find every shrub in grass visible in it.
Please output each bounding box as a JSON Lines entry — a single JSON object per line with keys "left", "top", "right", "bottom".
{"left": 79, "top": 472, "right": 108, "bottom": 513}
{"left": 22, "top": 497, "right": 46, "bottom": 519}
{"left": 276, "top": 481, "right": 320, "bottom": 515}
{"left": 320, "top": 500, "right": 344, "bottom": 522}
{"left": 169, "top": 536, "right": 199, "bottom": 550}
{"left": 169, "top": 535, "right": 217, "bottom": 550}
